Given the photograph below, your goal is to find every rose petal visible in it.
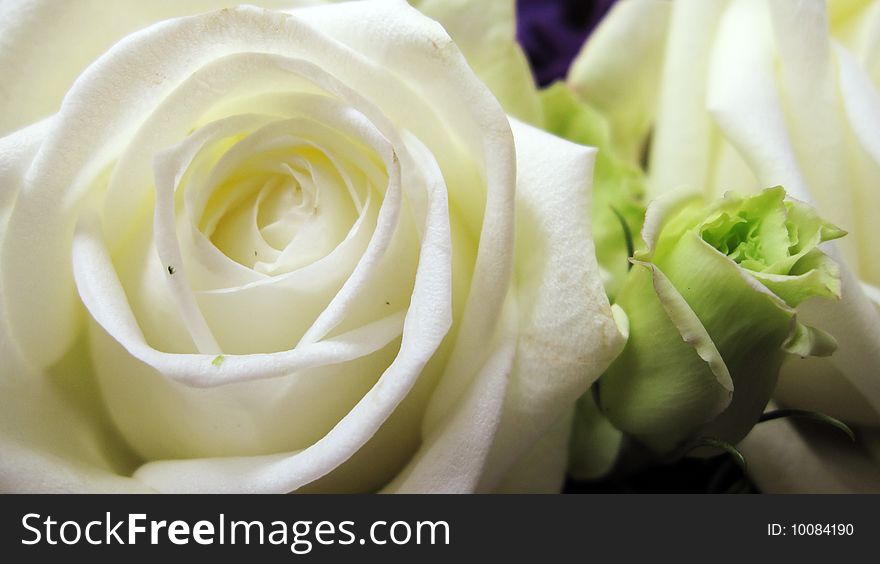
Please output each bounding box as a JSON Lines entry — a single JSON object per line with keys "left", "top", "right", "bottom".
{"left": 411, "top": 0, "right": 542, "bottom": 124}
{"left": 0, "top": 121, "right": 149, "bottom": 491}
{"left": 648, "top": 0, "right": 730, "bottom": 198}
{"left": 493, "top": 406, "right": 574, "bottom": 494}
{"left": 775, "top": 257, "right": 880, "bottom": 424}
{"left": 567, "top": 0, "right": 671, "bottom": 162}
{"left": 2, "top": 1, "right": 510, "bottom": 370}
{"left": 130, "top": 112, "right": 453, "bottom": 490}
{"left": 836, "top": 44, "right": 880, "bottom": 286}
{"left": 476, "top": 120, "right": 623, "bottom": 489}
{"left": 706, "top": 0, "right": 812, "bottom": 202}
{"left": 0, "top": 0, "right": 322, "bottom": 135}
{"left": 740, "top": 415, "right": 880, "bottom": 493}
{"left": 381, "top": 330, "right": 515, "bottom": 493}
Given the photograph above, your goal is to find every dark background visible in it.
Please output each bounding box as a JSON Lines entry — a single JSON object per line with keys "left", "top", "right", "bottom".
{"left": 516, "top": 0, "right": 617, "bottom": 85}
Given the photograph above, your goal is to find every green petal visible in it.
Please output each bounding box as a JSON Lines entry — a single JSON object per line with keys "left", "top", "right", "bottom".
{"left": 690, "top": 188, "right": 846, "bottom": 308}
{"left": 637, "top": 259, "right": 733, "bottom": 394}
{"left": 640, "top": 188, "right": 706, "bottom": 260}
{"left": 600, "top": 261, "right": 734, "bottom": 454}
{"left": 540, "top": 81, "right": 612, "bottom": 146}
{"left": 752, "top": 249, "right": 842, "bottom": 306}
{"left": 657, "top": 232, "right": 798, "bottom": 446}
{"left": 697, "top": 187, "right": 791, "bottom": 268}
{"left": 568, "top": 391, "right": 623, "bottom": 481}
{"left": 782, "top": 322, "right": 839, "bottom": 358}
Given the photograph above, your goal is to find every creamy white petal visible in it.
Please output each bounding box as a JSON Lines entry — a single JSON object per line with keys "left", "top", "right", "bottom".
{"left": 493, "top": 408, "right": 574, "bottom": 494}
{"left": 707, "top": 0, "right": 812, "bottom": 201}
{"left": 410, "top": 0, "right": 542, "bottom": 124}
{"left": 648, "top": 0, "right": 729, "bottom": 198}
{"left": 0, "top": 374, "right": 152, "bottom": 493}
{"left": 0, "top": 118, "right": 52, "bottom": 232}
{"left": 131, "top": 119, "right": 453, "bottom": 491}
{"left": 740, "top": 417, "right": 880, "bottom": 493}
{"left": 836, "top": 44, "right": 880, "bottom": 287}
{"left": 830, "top": 0, "right": 880, "bottom": 82}
{"left": 0, "top": 0, "right": 322, "bottom": 135}
{"left": 776, "top": 356, "right": 880, "bottom": 426}
{"left": 382, "top": 329, "right": 516, "bottom": 493}
{"left": 302, "top": 1, "right": 519, "bottom": 409}
{"left": 775, "top": 256, "right": 880, "bottom": 424}
{"left": 0, "top": 319, "right": 150, "bottom": 494}
{"left": 2, "top": 2, "right": 503, "bottom": 369}
{"left": 74, "top": 207, "right": 407, "bottom": 388}
{"left": 567, "top": 0, "right": 672, "bottom": 162}
{"left": 1, "top": 120, "right": 149, "bottom": 492}
{"left": 477, "top": 120, "right": 624, "bottom": 491}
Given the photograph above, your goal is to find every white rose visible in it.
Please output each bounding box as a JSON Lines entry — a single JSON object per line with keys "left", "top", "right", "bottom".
{"left": 568, "top": 0, "right": 880, "bottom": 491}
{"left": 0, "top": 0, "right": 623, "bottom": 493}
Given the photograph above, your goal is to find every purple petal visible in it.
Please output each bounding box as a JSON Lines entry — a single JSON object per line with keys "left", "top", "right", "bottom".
{"left": 517, "top": 0, "right": 617, "bottom": 85}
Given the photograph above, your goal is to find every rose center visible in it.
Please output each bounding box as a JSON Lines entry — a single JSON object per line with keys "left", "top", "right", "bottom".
{"left": 181, "top": 119, "right": 383, "bottom": 277}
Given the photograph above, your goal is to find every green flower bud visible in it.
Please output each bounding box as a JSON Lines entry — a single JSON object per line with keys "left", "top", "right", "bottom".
{"left": 598, "top": 187, "right": 846, "bottom": 455}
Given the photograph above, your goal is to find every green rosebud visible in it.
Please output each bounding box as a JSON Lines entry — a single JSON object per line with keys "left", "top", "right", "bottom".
{"left": 598, "top": 187, "right": 846, "bottom": 455}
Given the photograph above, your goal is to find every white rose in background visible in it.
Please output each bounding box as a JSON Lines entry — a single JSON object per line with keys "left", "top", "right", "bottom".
{"left": 568, "top": 0, "right": 880, "bottom": 491}
{"left": 0, "top": 0, "right": 623, "bottom": 492}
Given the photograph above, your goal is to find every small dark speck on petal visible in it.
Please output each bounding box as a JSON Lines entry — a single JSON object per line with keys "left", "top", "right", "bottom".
{"left": 167, "top": 265, "right": 175, "bottom": 275}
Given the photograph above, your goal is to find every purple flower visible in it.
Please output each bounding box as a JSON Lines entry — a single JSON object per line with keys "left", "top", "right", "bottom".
{"left": 517, "top": 0, "right": 617, "bottom": 85}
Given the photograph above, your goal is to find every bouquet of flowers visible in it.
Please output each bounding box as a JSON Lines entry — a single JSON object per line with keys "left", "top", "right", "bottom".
{"left": 1, "top": 0, "right": 877, "bottom": 493}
